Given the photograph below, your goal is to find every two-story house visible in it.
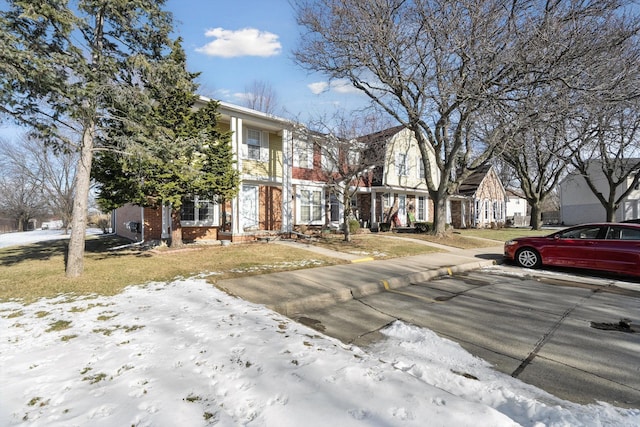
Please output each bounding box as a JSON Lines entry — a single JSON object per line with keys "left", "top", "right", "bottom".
{"left": 559, "top": 159, "right": 640, "bottom": 224}
{"left": 113, "top": 98, "right": 295, "bottom": 243}
{"left": 354, "top": 126, "right": 437, "bottom": 229}
{"left": 112, "top": 101, "right": 509, "bottom": 243}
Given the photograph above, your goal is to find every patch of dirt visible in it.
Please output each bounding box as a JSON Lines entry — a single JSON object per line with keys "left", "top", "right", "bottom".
{"left": 590, "top": 319, "right": 635, "bottom": 333}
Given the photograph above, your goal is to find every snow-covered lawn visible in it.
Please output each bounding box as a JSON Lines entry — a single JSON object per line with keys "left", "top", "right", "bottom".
{"left": 1, "top": 230, "right": 639, "bottom": 426}
{"left": 0, "top": 229, "right": 104, "bottom": 249}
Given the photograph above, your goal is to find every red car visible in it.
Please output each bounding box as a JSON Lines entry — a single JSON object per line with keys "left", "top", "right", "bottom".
{"left": 504, "top": 223, "right": 640, "bottom": 277}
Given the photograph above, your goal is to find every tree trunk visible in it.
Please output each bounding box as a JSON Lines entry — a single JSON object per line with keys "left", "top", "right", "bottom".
{"left": 65, "top": 126, "right": 94, "bottom": 278}
{"left": 529, "top": 202, "right": 543, "bottom": 230}
{"left": 343, "top": 193, "right": 351, "bottom": 242}
{"left": 605, "top": 205, "right": 616, "bottom": 222}
{"left": 170, "top": 208, "right": 183, "bottom": 247}
{"left": 432, "top": 194, "right": 448, "bottom": 236}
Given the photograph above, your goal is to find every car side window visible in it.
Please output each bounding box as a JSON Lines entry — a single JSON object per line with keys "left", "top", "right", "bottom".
{"left": 620, "top": 227, "right": 640, "bottom": 240}
{"left": 605, "top": 227, "right": 622, "bottom": 240}
{"left": 559, "top": 226, "right": 602, "bottom": 239}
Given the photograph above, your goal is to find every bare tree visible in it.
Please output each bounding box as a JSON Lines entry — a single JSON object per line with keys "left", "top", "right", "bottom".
{"left": 292, "top": 0, "right": 637, "bottom": 235}
{"left": 495, "top": 82, "right": 573, "bottom": 230}
{"left": 305, "top": 111, "right": 390, "bottom": 241}
{"left": 243, "top": 80, "right": 280, "bottom": 115}
{"left": 567, "top": 102, "right": 640, "bottom": 222}
{"left": 0, "top": 139, "right": 49, "bottom": 230}
{"left": 501, "top": 124, "right": 570, "bottom": 230}
{"left": 560, "top": 18, "right": 640, "bottom": 222}
{"left": 0, "top": 136, "right": 77, "bottom": 231}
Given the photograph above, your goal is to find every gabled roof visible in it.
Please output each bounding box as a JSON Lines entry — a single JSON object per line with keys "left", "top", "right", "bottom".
{"left": 458, "top": 164, "right": 493, "bottom": 196}
{"left": 505, "top": 188, "right": 525, "bottom": 199}
{"left": 356, "top": 125, "right": 406, "bottom": 143}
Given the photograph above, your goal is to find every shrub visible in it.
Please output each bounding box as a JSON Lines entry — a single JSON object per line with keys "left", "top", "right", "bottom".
{"left": 347, "top": 219, "right": 360, "bottom": 234}
{"left": 414, "top": 222, "right": 431, "bottom": 233}
{"left": 379, "top": 222, "right": 391, "bottom": 232}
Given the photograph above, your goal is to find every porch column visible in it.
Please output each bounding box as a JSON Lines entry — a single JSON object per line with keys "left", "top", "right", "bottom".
{"left": 281, "top": 128, "right": 293, "bottom": 233}
{"left": 460, "top": 201, "right": 466, "bottom": 228}
{"left": 231, "top": 117, "right": 243, "bottom": 235}
{"left": 370, "top": 189, "right": 377, "bottom": 227}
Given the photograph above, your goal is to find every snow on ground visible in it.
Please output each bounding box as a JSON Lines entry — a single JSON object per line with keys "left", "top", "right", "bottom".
{"left": 0, "top": 229, "right": 104, "bottom": 249}
{"left": 1, "top": 230, "right": 639, "bottom": 426}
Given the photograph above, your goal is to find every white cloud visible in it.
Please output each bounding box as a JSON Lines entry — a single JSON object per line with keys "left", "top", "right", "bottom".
{"left": 233, "top": 92, "right": 252, "bottom": 102}
{"left": 308, "top": 79, "right": 361, "bottom": 95}
{"left": 308, "top": 81, "right": 329, "bottom": 94}
{"left": 332, "top": 79, "right": 361, "bottom": 94}
{"left": 196, "top": 27, "right": 282, "bottom": 58}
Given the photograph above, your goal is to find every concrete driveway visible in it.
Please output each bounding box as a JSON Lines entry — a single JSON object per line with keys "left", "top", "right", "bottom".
{"left": 293, "top": 267, "right": 640, "bottom": 408}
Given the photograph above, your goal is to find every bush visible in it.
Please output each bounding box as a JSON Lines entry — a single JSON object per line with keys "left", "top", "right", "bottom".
{"left": 347, "top": 219, "right": 360, "bottom": 234}
{"left": 379, "top": 222, "right": 391, "bottom": 232}
{"left": 414, "top": 222, "right": 431, "bottom": 233}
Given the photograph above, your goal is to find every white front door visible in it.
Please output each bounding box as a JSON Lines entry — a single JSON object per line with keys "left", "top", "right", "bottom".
{"left": 241, "top": 185, "right": 259, "bottom": 231}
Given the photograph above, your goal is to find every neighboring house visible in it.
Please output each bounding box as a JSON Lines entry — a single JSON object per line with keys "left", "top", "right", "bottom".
{"left": 449, "top": 164, "right": 507, "bottom": 228}
{"left": 505, "top": 189, "right": 529, "bottom": 227}
{"left": 113, "top": 99, "right": 295, "bottom": 243}
{"left": 355, "top": 126, "right": 437, "bottom": 228}
{"left": 290, "top": 128, "right": 337, "bottom": 229}
{"left": 112, "top": 104, "right": 511, "bottom": 243}
{"left": 559, "top": 159, "right": 640, "bottom": 225}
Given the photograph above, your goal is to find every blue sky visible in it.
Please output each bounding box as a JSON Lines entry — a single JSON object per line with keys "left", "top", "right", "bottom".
{"left": 0, "top": 0, "right": 365, "bottom": 141}
{"left": 166, "top": 0, "right": 366, "bottom": 120}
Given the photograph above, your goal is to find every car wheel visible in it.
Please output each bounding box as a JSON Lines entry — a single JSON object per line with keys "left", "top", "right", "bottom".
{"left": 515, "top": 248, "right": 541, "bottom": 269}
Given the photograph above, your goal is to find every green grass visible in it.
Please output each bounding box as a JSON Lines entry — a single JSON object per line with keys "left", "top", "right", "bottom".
{"left": 0, "top": 227, "right": 552, "bottom": 303}
{"left": 311, "top": 233, "right": 441, "bottom": 258}
{"left": 0, "top": 234, "right": 343, "bottom": 303}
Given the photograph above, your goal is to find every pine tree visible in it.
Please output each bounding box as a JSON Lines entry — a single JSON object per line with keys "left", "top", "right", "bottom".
{"left": 93, "top": 40, "right": 239, "bottom": 247}
{"left": 0, "top": 0, "right": 173, "bottom": 276}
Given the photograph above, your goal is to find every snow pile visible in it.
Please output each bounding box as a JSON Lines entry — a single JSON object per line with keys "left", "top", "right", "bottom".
{"left": 2, "top": 279, "right": 638, "bottom": 426}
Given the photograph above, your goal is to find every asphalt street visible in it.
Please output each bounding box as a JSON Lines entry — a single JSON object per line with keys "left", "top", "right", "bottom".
{"left": 294, "top": 266, "right": 640, "bottom": 408}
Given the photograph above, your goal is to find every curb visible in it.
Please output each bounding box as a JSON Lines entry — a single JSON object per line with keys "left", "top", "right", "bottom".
{"left": 271, "top": 259, "right": 499, "bottom": 316}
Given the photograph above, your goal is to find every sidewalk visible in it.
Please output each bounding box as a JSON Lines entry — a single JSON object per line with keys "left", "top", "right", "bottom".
{"left": 216, "top": 237, "right": 504, "bottom": 316}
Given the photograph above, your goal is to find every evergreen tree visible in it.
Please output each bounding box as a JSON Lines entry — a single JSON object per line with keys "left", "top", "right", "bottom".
{"left": 0, "top": 0, "right": 173, "bottom": 277}
{"left": 93, "top": 40, "right": 239, "bottom": 246}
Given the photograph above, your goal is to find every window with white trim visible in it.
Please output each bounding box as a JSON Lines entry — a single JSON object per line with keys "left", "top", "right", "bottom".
{"left": 396, "top": 153, "right": 408, "bottom": 176}
{"left": 180, "top": 197, "right": 219, "bottom": 226}
{"left": 300, "top": 188, "right": 323, "bottom": 223}
{"left": 417, "top": 196, "right": 426, "bottom": 221}
{"left": 347, "top": 145, "right": 360, "bottom": 167}
{"left": 246, "top": 129, "right": 261, "bottom": 160}
{"left": 294, "top": 136, "right": 314, "bottom": 169}
{"left": 419, "top": 161, "right": 425, "bottom": 179}
{"left": 383, "top": 193, "right": 391, "bottom": 207}
{"left": 322, "top": 145, "right": 338, "bottom": 171}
